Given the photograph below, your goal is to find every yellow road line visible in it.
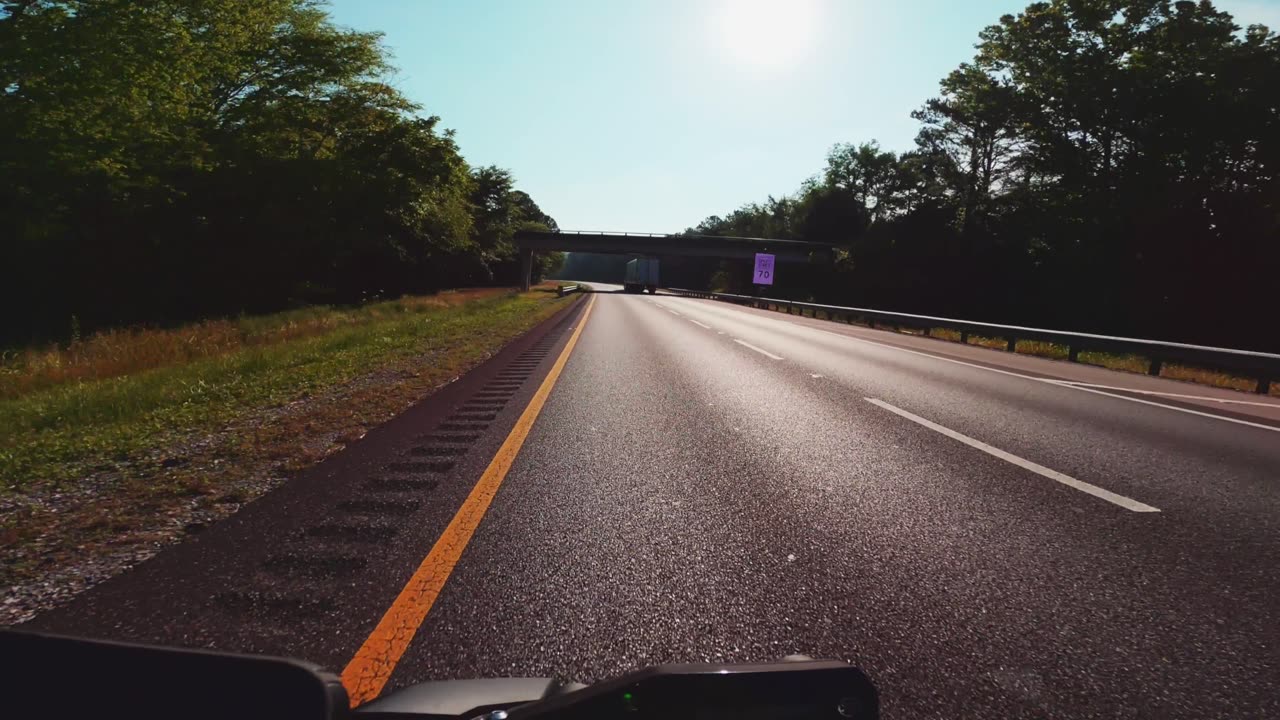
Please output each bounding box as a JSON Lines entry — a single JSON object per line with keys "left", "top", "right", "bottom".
{"left": 340, "top": 295, "right": 596, "bottom": 706}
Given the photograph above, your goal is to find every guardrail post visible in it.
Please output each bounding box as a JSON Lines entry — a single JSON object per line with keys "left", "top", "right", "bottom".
{"left": 1148, "top": 359, "right": 1162, "bottom": 376}
{"left": 1006, "top": 337, "right": 1017, "bottom": 352}
{"left": 868, "top": 318, "right": 876, "bottom": 329}
{"left": 960, "top": 331, "right": 969, "bottom": 344}
{"left": 1258, "top": 377, "right": 1272, "bottom": 395}
{"left": 921, "top": 327, "right": 931, "bottom": 337}
{"left": 1068, "top": 346, "right": 1080, "bottom": 362}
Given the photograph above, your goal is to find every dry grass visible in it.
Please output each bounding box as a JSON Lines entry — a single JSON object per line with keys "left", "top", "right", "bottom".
{"left": 966, "top": 334, "right": 1009, "bottom": 350}
{"left": 1078, "top": 351, "right": 1150, "bottom": 374}
{"left": 1011, "top": 340, "right": 1070, "bottom": 360}
{"left": 0, "top": 288, "right": 508, "bottom": 399}
{"left": 1160, "top": 364, "right": 1261, "bottom": 393}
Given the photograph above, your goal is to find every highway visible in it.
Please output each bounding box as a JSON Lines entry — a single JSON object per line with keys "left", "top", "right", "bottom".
{"left": 25, "top": 287, "right": 1280, "bottom": 718}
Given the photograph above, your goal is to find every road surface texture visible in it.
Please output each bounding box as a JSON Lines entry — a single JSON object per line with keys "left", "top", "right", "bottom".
{"left": 25, "top": 286, "right": 1280, "bottom": 718}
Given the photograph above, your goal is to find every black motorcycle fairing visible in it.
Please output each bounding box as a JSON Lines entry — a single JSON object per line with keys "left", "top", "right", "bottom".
{"left": 510, "top": 660, "right": 879, "bottom": 720}
{"left": 0, "top": 630, "right": 879, "bottom": 720}
{"left": 355, "top": 677, "right": 586, "bottom": 719}
{"left": 2, "top": 629, "right": 347, "bottom": 720}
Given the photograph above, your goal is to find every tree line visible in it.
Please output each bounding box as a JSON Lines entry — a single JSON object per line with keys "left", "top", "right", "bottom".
{"left": 569, "top": 0, "right": 1279, "bottom": 351}
{"left": 0, "top": 0, "right": 562, "bottom": 344}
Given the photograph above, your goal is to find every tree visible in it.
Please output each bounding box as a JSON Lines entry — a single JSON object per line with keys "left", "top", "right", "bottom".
{"left": 0, "top": 0, "right": 558, "bottom": 342}
{"left": 823, "top": 142, "right": 900, "bottom": 222}
{"left": 793, "top": 180, "right": 867, "bottom": 246}
{"left": 912, "top": 63, "right": 1022, "bottom": 231}
{"left": 969, "top": 0, "right": 1280, "bottom": 340}
{"left": 686, "top": 0, "right": 1280, "bottom": 349}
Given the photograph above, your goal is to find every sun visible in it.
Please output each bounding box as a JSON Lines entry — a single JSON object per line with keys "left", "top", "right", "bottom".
{"left": 713, "top": 0, "right": 820, "bottom": 70}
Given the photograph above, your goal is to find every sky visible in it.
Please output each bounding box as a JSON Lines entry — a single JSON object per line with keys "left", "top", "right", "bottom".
{"left": 325, "top": 0, "right": 1280, "bottom": 233}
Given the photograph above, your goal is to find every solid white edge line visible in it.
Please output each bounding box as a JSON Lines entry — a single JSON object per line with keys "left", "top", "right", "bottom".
{"left": 733, "top": 338, "right": 784, "bottom": 360}
{"left": 865, "top": 398, "right": 1160, "bottom": 513}
{"left": 1050, "top": 380, "right": 1280, "bottom": 407}
{"left": 1037, "top": 383, "right": 1280, "bottom": 432}
{"left": 726, "top": 309, "right": 1280, "bottom": 434}
{"left": 682, "top": 297, "right": 1280, "bottom": 432}
{"left": 688, "top": 318, "right": 712, "bottom": 329}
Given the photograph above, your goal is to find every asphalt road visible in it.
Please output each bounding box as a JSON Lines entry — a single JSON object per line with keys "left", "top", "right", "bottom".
{"left": 25, "top": 288, "right": 1280, "bottom": 718}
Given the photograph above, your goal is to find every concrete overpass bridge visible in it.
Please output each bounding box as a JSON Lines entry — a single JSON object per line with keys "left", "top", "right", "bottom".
{"left": 514, "top": 230, "right": 834, "bottom": 290}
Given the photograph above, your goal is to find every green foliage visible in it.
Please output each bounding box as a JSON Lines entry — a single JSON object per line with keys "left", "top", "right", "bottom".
{"left": 0, "top": 289, "right": 572, "bottom": 489}
{"left": 467, "top": 167, "right": 563, "bottom": 284}
{"left": 824, "top": 142, "right": 900, "bottom": 223}
{"left": 684, "top": 0, "right": 1280, "bottom": 350}
{"left": 0, "top": 0, "right": 556, "bottom": 343}
{"left": 553, "top": 253, "right": 630, "bottom": 283}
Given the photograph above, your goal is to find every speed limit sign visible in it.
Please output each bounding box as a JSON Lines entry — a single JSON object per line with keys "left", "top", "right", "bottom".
{"left": 753, "top": 253, "right": 775, "bottom": 285}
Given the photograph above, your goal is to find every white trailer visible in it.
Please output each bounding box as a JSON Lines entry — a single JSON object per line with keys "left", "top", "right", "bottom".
{"left": 623, "top": 258, "right": 659, "bottom": 294}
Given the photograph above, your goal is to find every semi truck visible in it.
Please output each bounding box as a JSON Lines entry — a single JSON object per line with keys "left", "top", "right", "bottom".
{"left": 623, "top": 258, "right": 659, "bottom": 294}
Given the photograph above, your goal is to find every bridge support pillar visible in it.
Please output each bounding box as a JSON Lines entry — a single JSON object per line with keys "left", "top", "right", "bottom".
{"left": 519, "top": 247, "right": 533, "bottom": 292}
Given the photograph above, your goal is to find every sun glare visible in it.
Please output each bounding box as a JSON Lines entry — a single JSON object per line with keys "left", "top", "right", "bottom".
{"left": 713, "top": 0, "right": 819, "bottom": 70}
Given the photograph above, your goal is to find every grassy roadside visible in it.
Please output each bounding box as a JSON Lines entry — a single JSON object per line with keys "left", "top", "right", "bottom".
{"left": 0, "top": 286, "right": 579, "bottom": 621}
{"left": 2, "top": 289, "right": 522, "bottom": 398}
{"left": 791, "top": 306, "right": 1276, "bottom": 396}
{"left": 929, "top": 330, "right": 1273, "bottom": 394}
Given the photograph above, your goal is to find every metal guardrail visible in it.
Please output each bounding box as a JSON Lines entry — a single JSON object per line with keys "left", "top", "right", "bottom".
{"left": 557, "top": 230, "right": 673, "bottom": 238}
{"left": 557, "top": 284, "right": 582, "bottom": 297}
{"left": 666, "top": 289, "right": 1279, "bottom": 394}
{"left": 545, "top": 230, "right": 835, "bottom": 250}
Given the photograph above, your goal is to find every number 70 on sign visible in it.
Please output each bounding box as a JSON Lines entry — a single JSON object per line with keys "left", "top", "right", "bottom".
{"left": 753, "top": 253, "right": 775, "bottom": 285}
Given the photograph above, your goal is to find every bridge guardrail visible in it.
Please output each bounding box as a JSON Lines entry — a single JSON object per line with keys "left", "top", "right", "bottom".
{"left": 556, "top": 230, "right": 673, "bottom": 238}
{"left": 665, "top": 288, "right": 1279, "bottom": 394}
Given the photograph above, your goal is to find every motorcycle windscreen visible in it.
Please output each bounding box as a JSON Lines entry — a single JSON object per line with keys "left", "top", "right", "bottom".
{"left": 1, "top": 630, "right": 347, "bottom": 720}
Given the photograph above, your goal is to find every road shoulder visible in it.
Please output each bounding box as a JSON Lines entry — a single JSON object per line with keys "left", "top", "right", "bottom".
{"left": 2, "top": 289, "right": 584, "bottom": 626}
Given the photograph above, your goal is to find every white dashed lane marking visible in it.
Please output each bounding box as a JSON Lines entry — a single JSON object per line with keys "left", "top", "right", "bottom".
{"left": 733, "top": 339, "right": 784, "bottom": 361}
{"left": 866, "top": 398, "right": 1161, "bottom": 513}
